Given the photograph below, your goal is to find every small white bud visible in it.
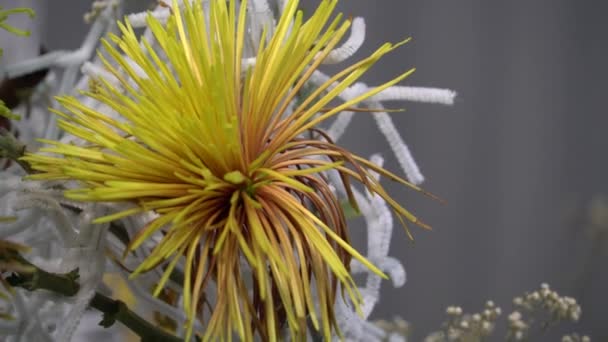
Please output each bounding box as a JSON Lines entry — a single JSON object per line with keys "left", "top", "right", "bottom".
{"left": 570, "top": 311, "right": 581, "bottom": 321}
{"left": 446, "top": 306, "right": 463, "bottom": 316}
{"left": 514, "top": 321, "right": 527, "bottom": 330}
{"left": 509, "top": 311, "right": 522, "bottom": 322}
{"left": 394, "top": 317, "right": 408, "bottom": 330}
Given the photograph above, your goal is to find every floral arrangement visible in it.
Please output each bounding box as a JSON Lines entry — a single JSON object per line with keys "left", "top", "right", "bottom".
{"left": 16, "top": 1, "right": 600, "bottom": 342}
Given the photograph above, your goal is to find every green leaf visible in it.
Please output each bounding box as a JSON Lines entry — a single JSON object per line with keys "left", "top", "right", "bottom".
{"left": 0, "top": 101, "right": 21, "bottom": 121}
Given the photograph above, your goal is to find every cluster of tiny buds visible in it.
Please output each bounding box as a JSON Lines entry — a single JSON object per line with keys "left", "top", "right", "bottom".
{"left": 374, "top": 316, "right": 411, "bottom": 339}
{"left": 506, "top": 283, "right": 583, "bottom": 341}
{"left": 424, "top": 301, "right": 502, "bottom": 342}
{"left": 513, "top": 283, "right": 582, "bottom": 322}
{"left": 562, "top": 333, "right": 591, "bottom": 342}
{"left": 409, "top": 283, "right": 588, "bottom": 342}
{"left": 507, "top": 311, "right": 527, "bottom": 341}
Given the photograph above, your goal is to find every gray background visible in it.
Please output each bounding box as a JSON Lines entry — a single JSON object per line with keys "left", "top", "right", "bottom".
{"left": 4, "top": 0, "right": 608, "bottom": 340}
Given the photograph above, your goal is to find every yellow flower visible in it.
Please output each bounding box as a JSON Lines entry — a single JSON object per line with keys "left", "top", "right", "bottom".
{"left": 23, "top": 0, "right": 430, "bottom": 340}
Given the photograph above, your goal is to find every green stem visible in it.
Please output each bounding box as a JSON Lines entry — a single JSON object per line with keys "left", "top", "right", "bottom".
{"left": 0, "top": 128, "right": 34, "bottom": 174}
{"left": 5, "top": 254, "right": 182, "bottom": 342}
{"left": 91, "top": 292, "right": 181, "bottom": 342}
{"left": 12, "top": 155, "right": 186, "bottom": 341}
{"left": 5, "top": 253, "right": 79, "bottom": 296}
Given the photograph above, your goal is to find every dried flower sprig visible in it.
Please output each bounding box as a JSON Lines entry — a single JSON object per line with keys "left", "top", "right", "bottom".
{"left": 374, "top": 316, "right": 411, "bottom": 341}
{"left": 384, "top": 283, "right": 590, "bottom": 342}
{"left": 423, "top": 301, "right": 502, "bottom": 342}
{"left": 562, "top": 333, "right": 591, "bottom": 342}
{"left": 22, "top": 0, "right": 432, "bottom": 340}
{"left": 508, "top": 283, "right": 582, "bottom": 340}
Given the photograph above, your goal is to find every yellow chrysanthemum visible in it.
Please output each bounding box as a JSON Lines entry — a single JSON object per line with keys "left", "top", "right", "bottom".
{"left": 23, "top": 0, "right": 431, "bottom": 340}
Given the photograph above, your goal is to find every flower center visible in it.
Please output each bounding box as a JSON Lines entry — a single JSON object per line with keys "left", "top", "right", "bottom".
{"left": 223, "top": 169, "right": 257, "bottom": 198}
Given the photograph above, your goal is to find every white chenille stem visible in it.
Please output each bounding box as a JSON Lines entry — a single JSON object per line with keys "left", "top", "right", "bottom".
{"left": 13, "top": 292, "right": 53, "bottom": 342}
{"left": 247, "top": 0, "right": 275, "bottom": 56}
{"left": 334, "top": 294, "right": 387, "bottom": 342}
{"left": 323, "top": 17, "right": 365, "bottom": 64}
{"left": 0, "top": 321, "right": 18, "bottom": 335}
{"left": 387, "top": 334, "right": 407, "bottom": 342}
{"left": 378, "top": 257, "right": 406, "bottom": 288}
{"left": 5, "top": 4, "right": 112, "bottom": 79}
{"left": 368, "top": 154, "right": 384, "bottom": 181}
{"left": 311, "top": 70, "right": 426, "bottom": 184}
{"left": 125, "top": 56, "right": 149, "bottom": 79}
{"left": 277, "top": 0, "right": 288, "bottom": 13}
{"left": 0, "top": 175, "right": 29, "bottom": 192}
{"left": 326, "top": 110, "right": 354, "bottom": 142}
{"left": 13, "top": 193, "right": 79, "bottom": 243}
{"left": 45, "top": 5, "right": 117, "bottom": 141}
{"left": 370, "top": 86, "right": 456, "bottom": 105}
{"left": 344, "top": 153, "right": 405, "bottom": 322}
{"left": 127, "top": 8, "right": 171, "bottom": 27}
{"left": 49, "top": 204, "right": 109, "bottom": 341}
{"left": 79, "top": 61, "right": 121, "bottom": 88}
{"left": 5, "top": 51, "right": 69, "bottom": 79}
{"left": 356, "top": 189, "right": 396, "bottom": 318}
{"left": 251, "top": 0, "right": 271, "bottom": 14}
{"left": 55, "top": 252, "right": 102, "bottom": 341}
{"left": 371, "top": 104, "right": 425, "bottom": 185}
{"left": 0, "top": 210, "right": 41, "bottom": 238}
{"left": 242, "top": 57, "right": 257, "bottom": 68}
{"left": 249, "top": 0, "right": 273, "bottom": 25}
{"left": 368, "top": 195, "right": 394, "bottom": 260}
{"left": 311, "top": 71, "right": 368, "bottom": 141}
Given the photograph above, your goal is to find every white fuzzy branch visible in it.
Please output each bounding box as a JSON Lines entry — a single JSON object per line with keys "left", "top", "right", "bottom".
{"left": 323, "top": 17, "right": 366, "bottom": 64}
{"left": 370, "top": 86, "right": 456, "bottom": 105}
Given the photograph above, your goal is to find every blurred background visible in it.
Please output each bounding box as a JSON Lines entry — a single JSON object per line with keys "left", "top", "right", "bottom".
{"left": 2, "top": 0, "right": 607, "bottom": 340}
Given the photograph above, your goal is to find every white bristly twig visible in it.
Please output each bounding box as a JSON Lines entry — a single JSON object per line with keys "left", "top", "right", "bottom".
{"left": 323, "top": 17, "right": 366, "bottom": 65}
{"left": 370, "top": 85, "right": 456, "bottom": 105}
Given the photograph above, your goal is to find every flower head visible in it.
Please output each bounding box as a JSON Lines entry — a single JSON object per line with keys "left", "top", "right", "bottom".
{"left": 23, "top": 0, "right": 429, "bottom": 340}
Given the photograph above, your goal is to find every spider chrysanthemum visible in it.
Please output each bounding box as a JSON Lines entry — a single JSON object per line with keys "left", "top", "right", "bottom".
{"left": 23, "top": 0, "right": 430, "bottom": 340}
